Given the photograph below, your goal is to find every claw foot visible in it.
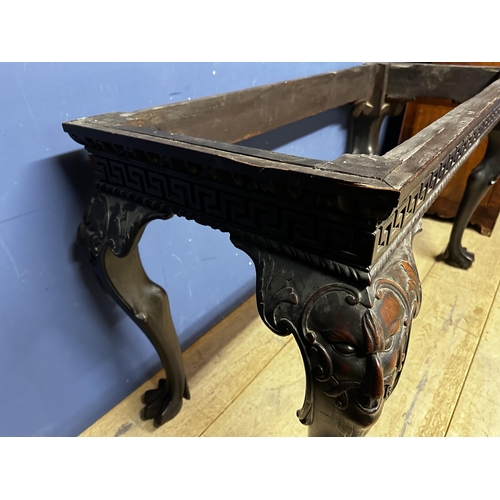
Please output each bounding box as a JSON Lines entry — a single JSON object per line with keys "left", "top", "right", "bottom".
{"left": 438, "top": 245, "right": 475, "bottom": 269}
{"left": 140, "top": 378, "right": 184, "bottom": 427}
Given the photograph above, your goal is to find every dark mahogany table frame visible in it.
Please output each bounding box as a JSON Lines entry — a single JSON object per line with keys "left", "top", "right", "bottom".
{"left": 63, "top": 63, "right": 500, "bottom": 437}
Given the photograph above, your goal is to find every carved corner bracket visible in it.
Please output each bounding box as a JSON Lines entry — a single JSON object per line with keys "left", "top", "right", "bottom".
{"left": 77, "top": 192, "right": 168, "bottom": 263}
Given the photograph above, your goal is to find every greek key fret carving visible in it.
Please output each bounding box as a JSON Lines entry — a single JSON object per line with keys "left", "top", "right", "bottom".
{"left": 375, "top": 100, "right": 500, "bottom": 259}
{"left": 92, "top": 156, "right": 373, "bottom": 273}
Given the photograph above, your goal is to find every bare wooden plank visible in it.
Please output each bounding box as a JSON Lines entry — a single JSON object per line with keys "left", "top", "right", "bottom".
{"left": 447, "top": 284, "right": 500, "bottom": 436}
{"left": 412, "top": 217, "right": 448, "bottom": 280}
{"left": 80, "top": 297, "right": 290, "bottom": 437}
{"left": 121, "top": 64, "right": 375, "bottom": 144}
{"left": 202, "top": 340, "right": 306, "bottom": 437}
{"left": 387, "top": 64, "right": 500, "bottom": 103}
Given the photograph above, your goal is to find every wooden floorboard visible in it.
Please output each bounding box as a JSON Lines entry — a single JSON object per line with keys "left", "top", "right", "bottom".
{"left": 447, "top": 283, "right": 500, "bottom": 436}
{"left": 81, "top": 217, "right": 500, "bottom": 437}
{"left": 80, "top": 297, "right": 290, "bottom": 437}
{"left": 203, "top": 341, "right": 306, "bottom": 437}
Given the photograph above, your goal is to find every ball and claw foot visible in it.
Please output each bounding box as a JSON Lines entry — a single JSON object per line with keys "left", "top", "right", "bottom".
{"left": 438, "top": 245, "right": 475, "bottom": 269}
{"left": 140, "top": 378, "right": 188, "bottom": 427}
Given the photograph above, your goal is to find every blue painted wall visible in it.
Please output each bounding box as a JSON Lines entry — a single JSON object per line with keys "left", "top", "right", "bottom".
{"left": 0, "top": 62, "right": 359, "bottom": 436}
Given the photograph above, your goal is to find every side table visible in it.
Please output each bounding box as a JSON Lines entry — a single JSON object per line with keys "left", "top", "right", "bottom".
{"left": 63, "top": 63, "right": 500, "bottom": 436}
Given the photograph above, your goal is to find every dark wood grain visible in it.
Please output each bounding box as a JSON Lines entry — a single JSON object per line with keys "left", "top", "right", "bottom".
{"left": 64, "top": 63, "right": 500, "bottom": 438}
{"left": 64, "top": 119, "right": 399, "bottom": 204}
{"left": 121, "top": 65, "right": 377, "bottom": 144}
{"left": 63, "top": 64, "right": 500, "bottom": 273}
{"left": 397, "top": 63, "right": 500, "bottom": 235}
{"left": 387, "top": 63, "right": 500, "bottom": 103}
{"left": 383, "top": 79, "right": 500, "bottom": 198}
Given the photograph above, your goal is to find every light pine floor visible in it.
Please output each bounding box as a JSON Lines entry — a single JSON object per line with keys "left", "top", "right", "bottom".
{"left": 81, "top": 216, "right": 500, "bottom": 437}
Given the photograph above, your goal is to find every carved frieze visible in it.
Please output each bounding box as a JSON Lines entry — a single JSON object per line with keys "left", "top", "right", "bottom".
{"left": 87, "top": 153, "right": 378, "bottom": 280}
{"left": 374, "top": 99, "right": 500, "bottom": 264}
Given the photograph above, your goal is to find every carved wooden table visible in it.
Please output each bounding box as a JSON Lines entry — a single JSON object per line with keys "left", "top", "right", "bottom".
{"left": 63, "top": 63, "right": 500, "bottom": 437}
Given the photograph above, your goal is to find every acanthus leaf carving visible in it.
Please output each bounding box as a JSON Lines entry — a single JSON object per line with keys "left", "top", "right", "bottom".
{"left": 236, "top": 229, "right": 422, "bottom": 436}
{"left": 77, "top": 192, "right": 173, "bottom": 263}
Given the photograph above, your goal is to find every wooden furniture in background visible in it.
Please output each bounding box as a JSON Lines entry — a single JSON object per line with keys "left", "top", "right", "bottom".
{"left": 400, "top": 62, "right": 500, "bottom": 235}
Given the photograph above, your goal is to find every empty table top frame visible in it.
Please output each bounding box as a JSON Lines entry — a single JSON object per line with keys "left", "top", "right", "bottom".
{"left": 63, "top": 63, "right": 500, "bottom": 437}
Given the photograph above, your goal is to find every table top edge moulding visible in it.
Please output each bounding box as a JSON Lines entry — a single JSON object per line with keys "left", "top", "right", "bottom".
{"left": 63, "top": 62, "right": 500, "bottom": 436}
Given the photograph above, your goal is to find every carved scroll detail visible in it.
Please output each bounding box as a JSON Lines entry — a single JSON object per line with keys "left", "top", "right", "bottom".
{"left": 77, "top": 192, "right": 170, "bottom": 261}
{"left": 78, "top": 192, "right": 189, "bottom": 427}
{"left": 235, "top": 228, "right": 421, "bottom": 437}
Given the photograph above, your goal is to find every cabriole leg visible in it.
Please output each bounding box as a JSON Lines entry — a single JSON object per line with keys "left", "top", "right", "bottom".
{"left": 349, "top": 114, "right": 385, "bottom": 155}
{"left": 234, "top": 227, "right": 421, "bottom": 437}
{"left": 348, "top": 101, "right": 404, "bottom": 156}
{"left": 78, "top": 192, "right": 190, "bottom": 426}
{"left": 440, "top": 129, "right": 500, "bottom": 269}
